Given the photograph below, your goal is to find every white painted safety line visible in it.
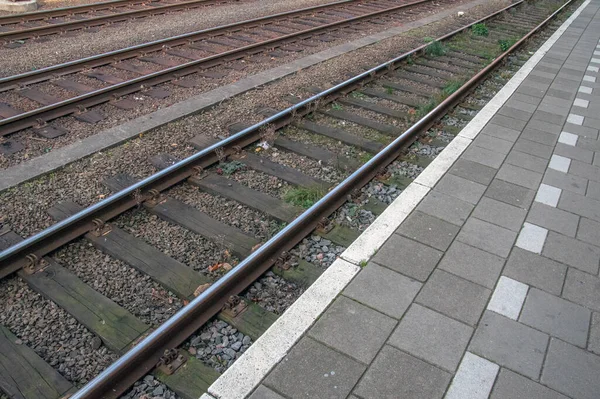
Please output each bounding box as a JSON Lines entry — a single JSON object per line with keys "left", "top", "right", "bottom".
{"left": 535, "top": 184, "right": 562, "bottom": 207}
{"left": 567, "top": 113, "right": 584, "bottom": 125}
{"left": 516, "top": 223, "right": 548, "bottom": 254}
{"left": 559, "top": 131, "right": 579, "bottom": 145}
{"left": 487, "top": 276, "right": 529, "bottom": 320}
{"left": 208, "top": 258, "right": 360, "bottom": 399}
{"left": 202, "top": 0, "right": 592, "bottom": 396}
{"left": 548, "top": 154, "right": 571, "bottom": 172}
{"left": 573, "top": 98, "right": 589, "bottom": 108}
{"left": 445, "top": 352, "right": 499, "bottom": 399}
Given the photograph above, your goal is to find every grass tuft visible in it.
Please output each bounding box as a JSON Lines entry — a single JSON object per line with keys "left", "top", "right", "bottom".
{"left": 283, "top": 186, "right": 327, "bottom": 208}
{"left": 425, "top": 40, "right": 447, "bottom": 57}
{"left": 472, "top": 23, "right": 489, "bottom": 36}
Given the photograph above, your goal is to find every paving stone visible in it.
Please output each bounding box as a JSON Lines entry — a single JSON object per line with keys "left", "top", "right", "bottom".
{"left": 535, "top": 183, "right": 561, "bottom": 207}
{"left": 487, "top": 276, "right": 528, "bottom": 320}
{"left": 491, "top": 369, "right": 569, "bottom": 399}
{"left": 505, "top": 150, "right": 548, "bottom": 173}
{"left": 457, "top": 218, "right": 517, "bottom": 258}
{"left": 416, "top": 270, "right": 490, "bottom": 326}
{"left": 559, "top": 131, "right": 579, "bottom": 145}
{"left": 590, "top": 313, "right": 600, "bottom": 355}
{"left": 308, "top": 296, "right": 396, "bottom": 364}
{"left": 542, "top": 339, "right": 600, "bottom": 399}
{"left": 498, "top": 106, "right": 534, "bottom": 123}
{"left": 563, "top": 268, "right": 600, "bottom": 312}
{"left": 473, "top": 134, "right": 513, "bottom": 154}
{"left": 548, "top": 154, "right": 571, "bottom": 173}
{"left": 554, "top": 143, "right": 594, "bottom": 163}
{"left": 248, "top": 385, "right": 286, "bottom": 399}
{"left": 521, "top": 128, "right": 559, "bottom": 146}
{"left": 354, "top": 345, "right": 451, "bottom": 399}
{"left": 504, "top": 248, "right": 567, "bottom": 296}
{"left": 434, "top": 173, "right": 487, "bottom": 205}
{"left": 542, "top": 231, "right": 600, "bottom": 274}
{"left": 543, "top": 168, "right": 587, "bottom": 194}
{"left": 417, "top": 190, "right": 474, "bottom": 226}
{"left": 559, "top": 190, "right": 600, "bottom": 222}
{"left": 396, "top": 211, "right": 459, "bottom": 252}
{"left": 588, "top": 181, "right": 600, "bottom": 201}
{"left": 563, "top": 123, "right": 598, "bottom": 138}
{"left": 470, "top": 311, "right": 549, "bottom": 380}
{"left": 472, "top": 197, "right": 527, "bottom": 232}
{"left": 527, "top": 202, "right": 579, "bottom": 237}
{"left": 344, "top": 262, "right": 421, "bottom": 319}
{"left": 449, "top": 159, "right": 497, "bottom": 185}
{"left": 527, "top": 119, "right": 562, "bottom": 135}
{"left": 372, "top": 234, "right": 442, "bottom": 281}
{"left": 445, "top": 352, "right": 498, "bottom": 399}
{"left": 520, "top": 288, "right": 591, "bottom": 347}
{"left": 481, "top": 124, "right": 521, "bottom": 143}
{"left": 489, "top": 114, "right": 527, "bottom": 131}
{"left": 496, "top": 163, "right": 543, "bottom": 189}
{"left": 513, "top": 138, "right": 554, "bottom": 159}
{"left": 485, "top": 179, "right": 535, "bottom": 209}
{"left": 438, "top": 241, "right": 504, "bottom": 289}
{"left": 511, "top": 92, "right": 542, "bottom": 105}
{"left": 463, "top": 145, "right": 506, "bottom": 168}
{"left": 265, "top": 337, "right": 365, "bottom": 399}
{"left": 569, "top": 159, "right": 600, "bottom": 181}
{"left": 388, "top": 304, "right": 472, "bottom": 372}
{"left": 577, "top": 217, "right": 600, "bottom": 246}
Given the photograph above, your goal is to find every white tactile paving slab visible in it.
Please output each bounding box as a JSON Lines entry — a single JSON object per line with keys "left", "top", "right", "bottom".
{"left": 573, "top": 98, "right": 589, "bottom": 108}
{"left": 207, "top": 258, "right": 360, "bottom": 399}
{"left": 589, "top": 66, "right": 600, "bottom": 72}
{"left": 444, "top": 352, "right": 499, "bottom": 399}
{"left": 516, "top": 223, "right": 548, "bottom": 254}
{"left": 535, "top": 184, "right": 561, "bottom": 207}
{"left": 487, "top": 276, "right": 529, "bottom": 320}
{"left": 559, "top": 131, "right": 579, "bottom": 145}
{"left": 583, "top": 75, "right": 597, "bottom": 82}
{"left": 548, "top": 154, "right": 571, "bottom": 172}
{"left": 567, "top": 113, "right": 584, "bottom": 125}
{"left": 579, "top": 85, "right": 593, "bottom": 93}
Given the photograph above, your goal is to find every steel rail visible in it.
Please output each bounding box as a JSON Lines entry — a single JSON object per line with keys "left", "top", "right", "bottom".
{"left": 0, "top": 0, "right": 373, "bottom": 90}
{"left": 0, "top": 0, "right": 242, "bottom": 42}
{"left": 0, "top": 0, "right": 435, "bottom": 135}
{"left": 64, "top": 1, "right": 575, "bottom": 397}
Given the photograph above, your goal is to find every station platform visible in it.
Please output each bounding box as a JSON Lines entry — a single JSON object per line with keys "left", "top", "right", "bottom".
{"left": 202, "top": 0, "right": 600, "bottom": 398}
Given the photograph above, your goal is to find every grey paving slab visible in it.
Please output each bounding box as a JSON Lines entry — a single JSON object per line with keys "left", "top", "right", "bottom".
{"left": 470, "top": 311, "right": 549, "bottom": 380}
{"left": 554, "top": 142, "right": 595, "bottom": 163}
{"left": 457, "top": 218, "right": 517, "bottom": 258}
{"left": 473, "top": 133, "right": 514, "bottom": 154}
{"left": 481, "top": 123, "right": 522, "bottom": 142}
{"left": 416, "top": 190, "right": 474, "bottom": 226}
{"left": 449, "top": 159, "right": 497, "bottom": 185}
{"left": 513, "top": 138, "right": 554, "bottom": 159}
{"left": 264, "top": 337, "right": 365, "bottom": 399}
{"left": 490, "top": 369, "right": 569, "bottom": 399}
{"left": 511, "top": 92, "right": 542, "bottom": 105}
{"left": 504, "top": 248, "right": 567, "bottom": 296}
{"left": 563, "top": 122, "right": 599, "bottom": 138}
{"left": 520, "top": 288, "right": 591, "bottom": 347}
{"left": 543, "top": 168, "right": 588, "bottom": 194}
{"left": 570, "top": 159, "right": 600, "bottom": 181}
{"left": 416, "top": 269, "right": 490, "bottom": 326}
{"left": 489, "top": 114, "right": 528, "bottom": 131}
{"left": 472, "top": 197, "right": 527, "bottom": 232}
{"left": 485, "top": 179, "right": 535, "bottom": 209}
{"left": 527, "top": 202, "right": 580, "bottom": 237}
{"left": 371, "top": 234, "right": 442, "bottom": 281}
{"left": 505, "top": 150, "right": 548, "bottom": 173}
{"left": 526, "top": 119, "right": 563, "bottom": 135}
{"left": 521, "top": 127, "right": 560, "bottom": 146}
{"left": 354, "top": 345, "right": 451, "bottom": 399}
{"left": 438, "top": 241, "right": 504, "bottom": 289}
{"left": 396, "top": 211, "right": 460, "bottom": 251}
{"left": 462, "top": 145, "right": 507, "bottom": 168}
{"left": 542, "top": 231, "right": 600, "bottom": 274}
{"left": 389, "top": 304, "right": 472, "bottom": 372}
{"left": 577, "top": 217, "right": 600, "bottom": 246}
{"left": 343, "top": 262, "right": 421, "bottom": 319}
{"left": 542, "top": 339, "right": 600, "bottom": 399}
{"left": 587, "top": 180, "right": 600, "bottom": 201}
{"left": 563, "top": 268, "right": 600, "bottom": 312}
{"left": 434, "top": 173, "right": 487, "bottom": 205}
{"left": 590, "top": 312, "right": 600, "bottom": 356}
{"left": 308, "top": 296, "right": 396, "bottom": 364}
{"left": 248, "top": 385, "right": 286, "bottom": 399}
{"left": 496, "top": 163, "right": 543, "bottom": 189}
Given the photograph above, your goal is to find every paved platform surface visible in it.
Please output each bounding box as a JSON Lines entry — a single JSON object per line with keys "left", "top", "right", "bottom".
{"left": 239, "top": 1, "right": 600, "bottom": 398}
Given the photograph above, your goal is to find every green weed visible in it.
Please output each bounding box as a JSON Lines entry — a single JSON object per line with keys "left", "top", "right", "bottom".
{"left": 472, "top": 23, "right": 489, "bottom": 36}
{"left": 331, "top": 102, "right": 343, "bottom": 111}
{"left": 283, "top": 186, "right": 327, "bottom": 208}
{"left": 498, "top": 38, "right": 517, "bottom": 52}
{"left": 425, "top": 40, "right": 447, "bottom": 57}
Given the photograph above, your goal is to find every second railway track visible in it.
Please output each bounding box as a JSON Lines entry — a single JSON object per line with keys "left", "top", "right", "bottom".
{"left": 0, "top": 0, "right": 578, "bottom": 397}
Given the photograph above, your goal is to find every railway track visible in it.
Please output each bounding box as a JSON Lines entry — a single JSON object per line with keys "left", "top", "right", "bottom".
{"left": 0, "top": 0, "right": 450, "bottom": 146}
{"left": 0, "top": 0, "right": 244, "bottom": 45}
{"left": 0, "top": 0, "right": 575, "bottom": 397}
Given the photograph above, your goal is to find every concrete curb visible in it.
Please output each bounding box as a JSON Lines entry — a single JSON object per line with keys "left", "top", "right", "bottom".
{"left": 0, "top": 0, "right": 37, "bottom": 12}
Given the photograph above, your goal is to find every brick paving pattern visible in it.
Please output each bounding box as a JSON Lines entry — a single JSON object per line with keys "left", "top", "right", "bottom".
{"left": 249, "top": 1, "right": 600, "bottom": 398}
